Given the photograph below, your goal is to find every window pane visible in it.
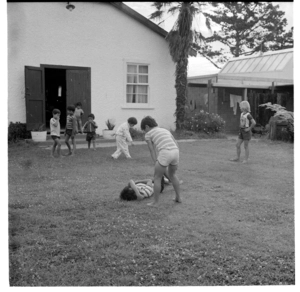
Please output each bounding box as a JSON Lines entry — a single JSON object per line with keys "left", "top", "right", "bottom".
{"left": 127, "top": 85, "right": 134, "bottom": 94}
{"left": 127, "top": 94, "right": 133, "bottom": 103}
{"left": 139, "top": 75, "right": 148, "bottom": 83}
{"left": 137, "top": 85, "right": 148, "bottom": 94}
{"left": 127, "top": 94, "right": 137, "bottom": 103}
{"left": 127, "top": 65, "right": 137, "bottom": 73}
{"left": 139, "top": 66, "right": 148, "bottom": 74}
{"left": 127, "top": 74, "right": 138, "bottom": 83}
{"left": 137, "top": 95, "right": 148, "bottom": 103}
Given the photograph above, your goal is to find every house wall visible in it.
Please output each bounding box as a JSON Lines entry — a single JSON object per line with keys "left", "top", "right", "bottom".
{"left": 7, "top": 2, "right": 176, "bottom": 131}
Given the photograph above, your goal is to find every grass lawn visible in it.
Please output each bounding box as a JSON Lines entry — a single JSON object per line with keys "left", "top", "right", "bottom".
{"left": 8, "top": 137, "right": 294, "bottom": 286}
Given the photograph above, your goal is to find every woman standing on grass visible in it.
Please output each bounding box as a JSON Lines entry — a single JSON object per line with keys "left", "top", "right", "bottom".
{"left": 141, "top": 116, "right": 182, "bottom": 206}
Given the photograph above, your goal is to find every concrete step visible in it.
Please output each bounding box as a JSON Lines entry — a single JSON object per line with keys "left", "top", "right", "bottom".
{"left": 27, "top": 133, "right": 116, "bottom": 146}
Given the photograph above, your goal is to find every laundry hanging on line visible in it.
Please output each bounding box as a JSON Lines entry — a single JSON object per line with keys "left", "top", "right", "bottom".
{"left": 230, "top": 94, "right": 242, "bottom": 115}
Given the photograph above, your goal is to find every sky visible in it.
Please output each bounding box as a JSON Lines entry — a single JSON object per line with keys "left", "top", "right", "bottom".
{"left": 124, "top": 2, "right": 294, "bottom": 77}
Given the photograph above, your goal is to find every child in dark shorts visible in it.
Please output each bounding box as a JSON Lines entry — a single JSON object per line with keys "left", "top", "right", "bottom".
{"left": 50, "top": 108, "right": 61, "bottom": 158}
{"left": 230, "top": 101, "right": 256, "bottom": 163}
{"left": 82, "top": 113, "right": 98, "bottom": 150}
{"left": 64, "top": 105, "right": 77, "bottom": 156}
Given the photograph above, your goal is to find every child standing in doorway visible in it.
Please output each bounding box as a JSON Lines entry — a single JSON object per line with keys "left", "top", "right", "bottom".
{"left": 50, "top": 108, "right": 61, "bottom": 158}
{"left": 74, "top": 102, "right": 84, "bottom": 133}
{"left": 230, "top": 100, "right": 256, "bottom": 163}
{"left": 82, "top": 113, "right": 98, "bottom": 150}
{"left": 64, "top": 105, "right": 78, "bottom": 156}
{"left": 111, "top": 117, "right": 137, "bottom": 159}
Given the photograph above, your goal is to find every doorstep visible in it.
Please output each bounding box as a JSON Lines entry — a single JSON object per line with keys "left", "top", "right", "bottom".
{"left": 26, "top": 133, "right": 116, "bottom": 146}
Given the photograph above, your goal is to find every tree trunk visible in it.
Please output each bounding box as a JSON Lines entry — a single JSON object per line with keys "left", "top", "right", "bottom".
{"left": 174, "top": 58, "right": 188, "bottom": 130}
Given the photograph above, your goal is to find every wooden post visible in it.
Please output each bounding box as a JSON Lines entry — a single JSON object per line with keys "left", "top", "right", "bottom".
{"left": 243, "top": 88, "right": 248, "bottom": 101}
{"left": 271, "top": 82, "right": 274, "bottom": 94}
{"left": 208, "top": 79, "right": 211, "bottom": 113}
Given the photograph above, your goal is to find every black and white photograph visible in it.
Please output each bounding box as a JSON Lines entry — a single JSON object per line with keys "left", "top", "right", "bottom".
{"left": 4, "top": 1, "right": 296, "bottom": 288}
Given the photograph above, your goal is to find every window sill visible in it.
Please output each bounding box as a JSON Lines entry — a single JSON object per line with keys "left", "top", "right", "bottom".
{"left": 121, "top": 104, "right": 155, "bottom": 110}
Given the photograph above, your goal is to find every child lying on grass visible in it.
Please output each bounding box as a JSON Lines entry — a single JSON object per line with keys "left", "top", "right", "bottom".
{"left": 120, "top": 176, "right": 168, "bottom": 201}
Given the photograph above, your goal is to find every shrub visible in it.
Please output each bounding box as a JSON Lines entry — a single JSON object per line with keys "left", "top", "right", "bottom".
{"left": 8, "top": 122, "right": 31, "bottom": 143}
{"left": 183, "top": 111, "right": 225, "bottom": 134}
{"left": 259, "top": 102, "right": 294, "bottom": 142}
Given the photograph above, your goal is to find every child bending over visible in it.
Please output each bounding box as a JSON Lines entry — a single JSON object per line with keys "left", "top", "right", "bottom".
{"left": 111, "top": 117, "right": 137, "bottom": 159}
{"left": 141, "top": 116, "right": 182, "bottom": 206}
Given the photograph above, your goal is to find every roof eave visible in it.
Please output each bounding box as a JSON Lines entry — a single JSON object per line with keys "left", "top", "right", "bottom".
{"left": 110, "top": 2, "right": 168, "bottom": 38}
{"left": 109, "top": 2, "right": 197, "bottom": 57}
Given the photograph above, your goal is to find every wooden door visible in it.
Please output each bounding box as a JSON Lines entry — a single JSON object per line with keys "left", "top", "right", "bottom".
{"left": 66, "top": 69, "right": 91, "bottom": 124}
{"left": 25, "top": 66, "right": 45, "bottom": 130}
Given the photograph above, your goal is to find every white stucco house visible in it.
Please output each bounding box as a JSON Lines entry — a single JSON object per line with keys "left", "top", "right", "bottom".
{"left": 7, "top": 2, "right": 178, "bottom": 132}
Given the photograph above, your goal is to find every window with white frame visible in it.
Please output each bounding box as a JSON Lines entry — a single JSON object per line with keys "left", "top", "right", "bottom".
{"left": 126, "top": 64, "right": 149, "bottom": 103}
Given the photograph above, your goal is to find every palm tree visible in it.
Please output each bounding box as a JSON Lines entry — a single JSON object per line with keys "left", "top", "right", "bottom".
{"left": 149, "top": 2, "right": 209, "bottom": 130}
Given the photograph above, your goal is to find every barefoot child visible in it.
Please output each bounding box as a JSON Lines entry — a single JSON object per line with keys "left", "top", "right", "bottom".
{"left": 230, "top": 100, "right": 256, "bottom": 163}
{"left": 141, "top": 116, "right": 182, "bottom": 206}
{"left": 50, "top": 108, "right": 61, "bottom": 158}
{"left": 64, "top": 105, "right": 77, "bottom": 156}
{"left": 82, "top": 113, "right": 98, "bottom": 150}
{"left": 111, "top": 117, "right": 137, "bottom": 159}
{"left": 74, "top": 102, "right": 84, "bottom": 133}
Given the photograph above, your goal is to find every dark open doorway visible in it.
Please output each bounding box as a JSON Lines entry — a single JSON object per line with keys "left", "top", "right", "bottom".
{"left": 25, "top": 64, "right": 91, "bottom": 131}
{"left": 45, "top": 68, "right": 67, "bottom": 129}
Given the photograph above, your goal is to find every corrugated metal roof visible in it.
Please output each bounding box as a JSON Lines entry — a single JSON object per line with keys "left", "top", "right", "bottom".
{"left": 219, "top": 49, "right": 293, "bottom": 75}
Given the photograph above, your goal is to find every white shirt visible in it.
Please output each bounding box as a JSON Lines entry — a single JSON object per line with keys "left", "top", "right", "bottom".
{"left": 50, "top": 118, "right": 60, "bottom": 137}
{"left": 115, "top": 122, "right": 132, "bottom": 142}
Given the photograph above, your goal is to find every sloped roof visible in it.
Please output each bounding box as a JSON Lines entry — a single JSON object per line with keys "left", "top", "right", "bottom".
{"left": 218, "top": 48, "right": 293, "bottom": 86}
{"left": 110, "top": 2, "right": 168, "bottom": 38}
{"left": 187, "top": 49, "right": 293, "bottom": 89}
{"left": 110, "top": 2, "right": 197, "bottom": 57}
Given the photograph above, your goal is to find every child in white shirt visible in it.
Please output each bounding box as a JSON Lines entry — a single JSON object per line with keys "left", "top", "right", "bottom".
{"left": 111, "top": 117, "right": 137, "bottom": 159}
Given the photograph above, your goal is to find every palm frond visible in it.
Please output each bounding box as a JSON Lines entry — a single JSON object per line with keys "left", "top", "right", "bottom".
{"left": 149, "top": 10, "right": 164, "bottom": 21}
{"left": 167, "top": 6, "right": 180, "bottom": 16}
{"left": 205, "top": 17, "right": 212, "bottom": 32}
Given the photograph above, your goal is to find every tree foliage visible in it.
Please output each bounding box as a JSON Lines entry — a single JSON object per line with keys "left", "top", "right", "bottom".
{"left": 149, "top": 2, "right": 209, "bottom": 129}
{"left": 198, "top": 2, "right": 293, "bottom": 63}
